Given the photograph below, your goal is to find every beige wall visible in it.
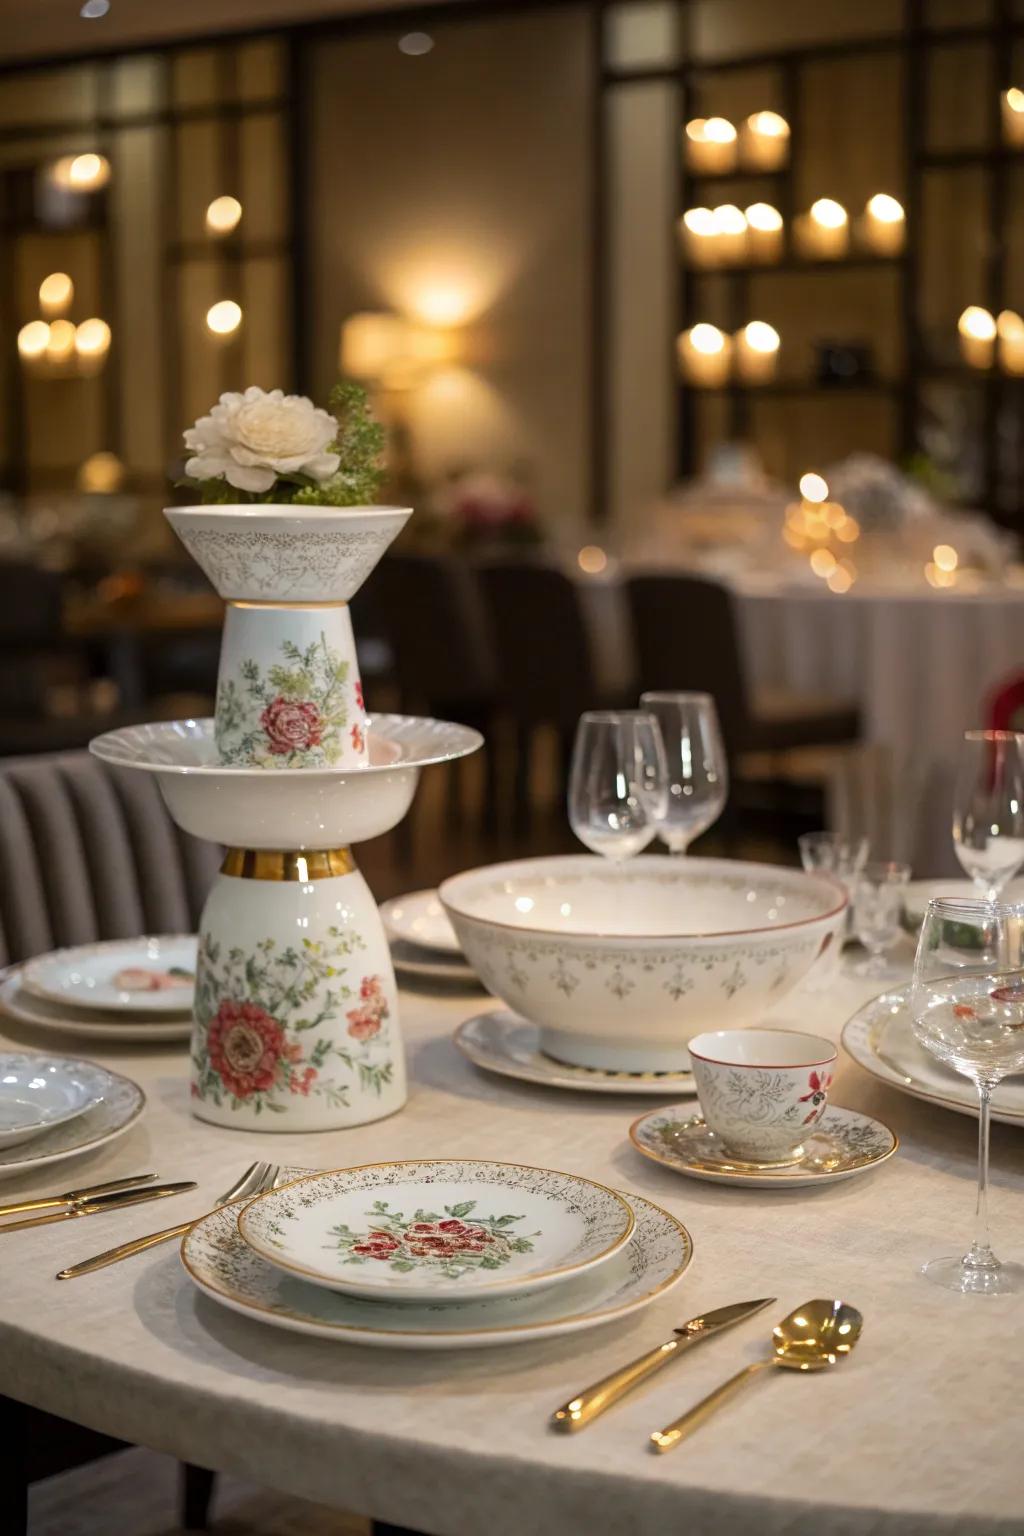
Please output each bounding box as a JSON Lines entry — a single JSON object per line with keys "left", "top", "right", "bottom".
{"left": 308, "top": 6, "right": 593, "bottom": 531}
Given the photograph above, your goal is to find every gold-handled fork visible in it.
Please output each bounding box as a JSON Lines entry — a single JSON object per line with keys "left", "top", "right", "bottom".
{"left": 55, "top": 1160, "right": 282, "bottom": 1280}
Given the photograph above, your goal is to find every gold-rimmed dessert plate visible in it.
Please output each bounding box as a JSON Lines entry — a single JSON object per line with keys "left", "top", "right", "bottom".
{"left": 22, "top": 935, "right": 197, "bottom": 1015}
{"left": 183, "top": 1177, "right": 692, "bottom": 1349}
{"left": 630, "top": 1104, "right": 897, "bottom": 1188}
{"left": 237, "top": 1159, "right": 634, "bottom": 1303}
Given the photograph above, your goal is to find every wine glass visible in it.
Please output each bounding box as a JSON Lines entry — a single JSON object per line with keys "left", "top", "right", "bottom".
{"left": 639, "top": 691, "right": 728, "bottom": 854}
{"left": 953, "top": 730, "right": 1024, "bottom": 901}
{"left": 568, "top": 711, "right": 668, "bottom": 860}
{"left": 851, "top": 860, "right": 911, "bottom": 976}
{"left": 911, "top": 897, "right": 1024, "bottom": 1294}
{"left": 798, "top": 831, "right": 869, "bottom": 944}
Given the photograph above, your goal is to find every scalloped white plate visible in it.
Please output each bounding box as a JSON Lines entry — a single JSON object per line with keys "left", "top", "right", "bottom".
{"left": 22, "top": 935, "right": 196, "bottom": 1015}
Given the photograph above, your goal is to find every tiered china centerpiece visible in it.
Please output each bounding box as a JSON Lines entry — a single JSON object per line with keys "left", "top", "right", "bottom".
{"left": 91, "top": 384, "right": 481, "bottom": 1131}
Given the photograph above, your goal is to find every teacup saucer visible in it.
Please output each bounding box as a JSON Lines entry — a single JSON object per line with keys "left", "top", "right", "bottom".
{"left": 629, "top": 1103, "right": 897, "bottom": 1187}
{"left": 455, "top": 1010, "right": 695, "bottom": 1096}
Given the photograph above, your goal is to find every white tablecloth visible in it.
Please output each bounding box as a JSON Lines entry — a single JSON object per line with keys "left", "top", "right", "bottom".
{"left": 580, "top": 571, "right": 1024, "bottom": 872}
{"left": 1, "top": 966, "right": 1023, "bottom": 1535}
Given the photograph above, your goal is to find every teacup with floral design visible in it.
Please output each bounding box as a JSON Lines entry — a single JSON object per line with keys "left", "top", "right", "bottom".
{"left": 688, "top": 1029, "right": 837, "bottom": 1166}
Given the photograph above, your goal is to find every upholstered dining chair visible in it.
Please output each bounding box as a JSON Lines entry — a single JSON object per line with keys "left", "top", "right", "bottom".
{"left": 0, "top": 748, "right": 221, "bottom": 1533}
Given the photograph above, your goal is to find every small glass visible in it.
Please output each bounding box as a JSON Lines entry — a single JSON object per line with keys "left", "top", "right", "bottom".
{"left": 568, "top": 710, "right": 668, "bottom": 860}
{"left": 911, "top": 897, "right": 1024, "bottom": 1294}
{"left": 953, "top": 730, "right": 1024, "bottom": 901}
{"left": 851, "top": 860, "right": 911, "bottom": 976}
{"left": 640, "top": 691, "right": 728, "bottom": 854}
{"left": 798, "top": 831, "right": 869, "bottom": 944}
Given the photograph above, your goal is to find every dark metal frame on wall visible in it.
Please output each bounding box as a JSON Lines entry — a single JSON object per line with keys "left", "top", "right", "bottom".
{"left": 594, "top": 0, "right": 1024, "bottom": 523}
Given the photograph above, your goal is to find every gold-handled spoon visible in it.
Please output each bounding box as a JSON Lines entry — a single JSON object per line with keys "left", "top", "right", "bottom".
{"left": 650, "top": 1298, "right": 863, "bottom": 1453}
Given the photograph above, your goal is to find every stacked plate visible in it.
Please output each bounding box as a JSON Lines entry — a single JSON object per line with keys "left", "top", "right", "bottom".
{"left": 1, "top": 935, "right": 197, "bottom": 1044}
{"left": 0, "top": 1051, "right": 145, "bottom": 1181}
{"left": 182, "top": 1158, "right": 693, "bottom": 1350}
{"left": 381, "top": 890, "right": 482, "bottom": 987}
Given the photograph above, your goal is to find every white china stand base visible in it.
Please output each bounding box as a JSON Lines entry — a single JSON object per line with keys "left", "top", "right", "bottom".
{"left": 192, "top": 849, "right": 404, "bottom": 1131}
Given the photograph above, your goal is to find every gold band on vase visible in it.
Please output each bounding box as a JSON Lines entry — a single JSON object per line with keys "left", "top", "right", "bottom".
{"left": 226, "top": 599, "right": 349, "bottom": 610}
{"left": 221, "top": 848, "right": 355, "bottom": 881}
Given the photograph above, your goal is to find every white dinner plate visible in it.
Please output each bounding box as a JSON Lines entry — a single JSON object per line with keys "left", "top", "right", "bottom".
{"left": 237, "top": 1160, "right": 635, "bottom": 1303}
{"left": 630, "top": 1103, "right": 898, "bottom": 1188}
{"left": 0, "top": 973, "right": 193, "bottom": 1044}
{"left": 842, "top": 985, "right": 1024, "bottom": 1126}
{"left": 390, "top": 940, "right": 482, "bottom": 986}
{"left": 454, "top": 1010, "right": 696, "bottom": 1097}
{"left": 0, "top": 1053, "right": 105, "bottom": 1147}
{"left": 381, "top": 891, "right": 461, "bottom": 956}
{"left": 182, "top": 1182, "right": 692, "bottom": 1350}
{"left": 22, "top": 935, "right": 197, "bottom": 1014}
{"left": 0, "top": 1059, "right": 144, "bottom": 1181}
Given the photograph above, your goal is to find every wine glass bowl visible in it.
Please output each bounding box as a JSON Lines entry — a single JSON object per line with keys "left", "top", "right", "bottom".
{"left": 568, "top": 710, "right": 668, "bottom": 860}
{"left": 952, "top": 730, "right": 1024, "bottom": 901}
{"left": 911, "top": 897, "right": 1024, "bottom": 1294}
{"left": 639, "top": 691, "right": 727, "bottom": 854}
{"left": 851, "top": 860, "right": 911, "bottom": 976}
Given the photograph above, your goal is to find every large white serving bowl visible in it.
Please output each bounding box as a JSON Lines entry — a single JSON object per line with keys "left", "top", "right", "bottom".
{"left": 440, "top": 856, "right": 846, "bottom": 1072}
{"left": 164, "top": 504, "right": 411, "bottom": 603}
{"left": 89, "top": 715, "right": 482, "bottom": 848}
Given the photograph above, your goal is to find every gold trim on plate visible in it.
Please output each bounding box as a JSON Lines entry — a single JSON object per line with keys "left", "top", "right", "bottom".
{"left": 221, "top": 848, "right": 354, "bottom": 881}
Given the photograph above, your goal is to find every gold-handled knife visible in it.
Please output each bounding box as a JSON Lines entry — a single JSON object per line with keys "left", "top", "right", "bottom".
{"left": 0, "top": 1174, "right": 158, "bottom": 1220}
{"left": 0, "top": 1181, "right": 197, "bottom": 1234}
{"left": 550, "top": 1297, "right": 776, "bottom": 1432}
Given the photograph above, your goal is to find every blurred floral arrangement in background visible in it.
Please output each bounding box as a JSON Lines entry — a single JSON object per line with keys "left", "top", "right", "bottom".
{"left": 400, "top": 468, "right": 544, "bottom": 552}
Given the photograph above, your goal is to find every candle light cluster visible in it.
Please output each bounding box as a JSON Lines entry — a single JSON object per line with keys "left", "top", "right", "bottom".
{"left": 782, "top": 473, "right": 860, "bottom": 592}
{"left": 677, "top": 322, "right": 780, "bottom": 386}
{"left": 957, "top": 307, "right": 1024, "bottom": 373}
{"left": 680, "top": 194, "right": 904, "bottom": 267}
{"left": 683, "top": 112, "right": 790, "bottom": 174}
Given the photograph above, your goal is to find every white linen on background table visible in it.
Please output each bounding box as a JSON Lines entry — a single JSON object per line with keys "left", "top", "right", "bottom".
{"left": 0, "top": 965, "right": 1022, "bottom": 1535}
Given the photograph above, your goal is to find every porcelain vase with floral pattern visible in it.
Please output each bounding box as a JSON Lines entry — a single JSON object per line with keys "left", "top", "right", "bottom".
{"left": 192, "top": 860, "right": 406, "bottom": 1130}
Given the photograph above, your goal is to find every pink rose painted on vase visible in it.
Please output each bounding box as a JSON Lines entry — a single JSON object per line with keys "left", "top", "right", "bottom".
{"left": 347, "top": 974, "right": 390, "bottom": 1042}
{"left": 207, "top": 999, "right": 286, "bottom": 1099}
{"left": 260, "top": 695, "right": 324, "bottom": 756}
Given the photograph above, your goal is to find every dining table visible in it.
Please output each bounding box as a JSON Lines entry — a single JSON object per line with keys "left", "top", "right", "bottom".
{"left": 0, "top": 959, "right": 1022, "bottom": 1536}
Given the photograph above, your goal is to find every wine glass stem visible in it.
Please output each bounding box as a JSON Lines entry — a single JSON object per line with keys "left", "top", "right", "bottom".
{"left": 967, "top": 1083, "right": 998, "bottom": 1271}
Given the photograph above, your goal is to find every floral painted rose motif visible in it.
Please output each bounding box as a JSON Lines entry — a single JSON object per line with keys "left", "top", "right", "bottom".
{"left": 354, "top": 680, "right": 364, "bottom": 712}
{"left": 351, "top": 722, "right": 365, "bottom": 754}
{"left": 207, "top": 999, "right": 286, "bottom": 1099}
{"left": 799, "top": 1068, "right": 833, "bottom": 1124}
{"left": 260, "top": 695, "right": 323, "bottom": 756}
{"left": 332, "top": 1200, "right": 535, "bottom": 1276}
{"left": 347, "top": 974, "right": 389, "bottom": 1041}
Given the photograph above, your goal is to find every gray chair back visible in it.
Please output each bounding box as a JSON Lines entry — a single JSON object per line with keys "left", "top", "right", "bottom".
{"left": 0, "top": 751, "right": 220, "bottom": 966}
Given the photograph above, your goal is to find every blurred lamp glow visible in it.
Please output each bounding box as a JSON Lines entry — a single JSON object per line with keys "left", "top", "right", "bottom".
{"left": 800, "top": 472, "right": 828, "bottom": 503}
{"left": 205, "top": 196, "right": 242, "bottom": 235}
{"left": 959, "top": 306, "right": 996, "bottom": 340}
{"left": 690, "top": 323, "right": 726, "bottom": 355}
{"left": 933, "top": 544, "right": 958, "bottom": 572}
{"left": 46, "top": 319, "right": 77, "bottom": 362}
{"left": 746, "top": 202, "right": 783, "bottom": 232}
{"left": 206, "top": 300, "right": 242, "bottom": 335}
{"left": 398, "top": 32, "right": 434, "bottom": 55}
{"left": 683, "top": 207, "right": 717, "bottom": 236}
{"left": 39, "top": 272, "right": 74, "bottom": 317}
{"left": 866, "top": 193, "right": 903, "bottom": 224}
{"left": 747, "top": 110, "right": 788, "bottom": 140}
{"left": 577, "top": 545, "right": 608, "bottom": 575}
{"left": 810, "top": 199, "right": 847, "bottom": 229}
{"left": 17, "top": 321, "right": 50, "bottom": 359}
{"left": 80, "top": 0, "right": 110, "bottom": 15}
{"left": 743, "top": 321, "right": 779, "bottom": 354}
{"left": 79, "top": 451, "right": 124, "bottom": 493}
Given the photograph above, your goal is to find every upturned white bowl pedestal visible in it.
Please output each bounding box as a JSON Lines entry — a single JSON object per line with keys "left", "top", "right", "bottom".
{"left": 90, "top": 503, "right": 482, "bottom": 1133}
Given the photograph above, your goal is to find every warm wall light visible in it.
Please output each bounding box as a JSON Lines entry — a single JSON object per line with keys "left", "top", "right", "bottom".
{"left": 745, "top": 202, "right": 783, "bottom": 263}
{"left": 1002, "top": 87, "right": 1024, "bottom": 147}
{"left": 50, "top": 152, "right": 111, "bottom": 191}
{"left": 740, "top": 110, "right": 790, "bottom": 170}
{"left": 78, "top": 451, "right": 125, "bottom": 493}
{"left": 340, "top": 311, "right": 451, "bottom": 389}
{"left": 735, "top": 321, "right": 780, "bottom": 384}
{"left": 997, "top": 309, "right": 1024, "bottom": 374}
{"left": 398, "top": 31, "right": 434, "bottom": 55}
{"left": 861, "top": 193, "right": 905, "bottom": 256}
{"left": 796, "top": 199, "right": 849, "bottom": 259}
{"left": 678, "top": 324, "right": 731, "bottom": 387}
{"left": 206, "top": 300, "right": 242, "bottom": 336}
{"left": 577, "top": 545, "right": 608, "bottom": 575}
{"left": 205, "top": 196, "right": 242, "bottom": 235}
{"left": 74, "top": 317, "right": 111, "bottom": 374}
{"left": 46, "top": 318, "right": 77, "bottom": 365}
{"left": 39, "top": 272, "right": 74, "bottom": 317}
{"left": 17, "top": 320, "right": 50, "bottom": 360}
{"left": 958, "top": 306, "right": 996, "bottom": 369}
{"left": 679, "top": 207, "right": 718, "bottom": 267}
{"left": 684, "top": 116, "right": 737, "bottom": 174}
{"left": 933, "top": 544, "right": 958, "bottom": 573}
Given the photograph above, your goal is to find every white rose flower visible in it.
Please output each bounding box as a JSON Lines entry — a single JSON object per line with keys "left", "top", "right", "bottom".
{"left": 183, "top": 386, "right": 341, "bottom": 494}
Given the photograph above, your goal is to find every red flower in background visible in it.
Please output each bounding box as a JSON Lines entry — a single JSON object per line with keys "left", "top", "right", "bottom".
{"left": 260, "top": 696, "right": 323, "bottom": 755}
{"left": 208, "top": 999, "right": 285, "bottom": 1099}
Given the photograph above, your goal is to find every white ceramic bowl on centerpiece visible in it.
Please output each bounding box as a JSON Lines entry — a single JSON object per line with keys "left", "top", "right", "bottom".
{"left": 440, "top": 856, "right": 845, "bottom": 1073}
